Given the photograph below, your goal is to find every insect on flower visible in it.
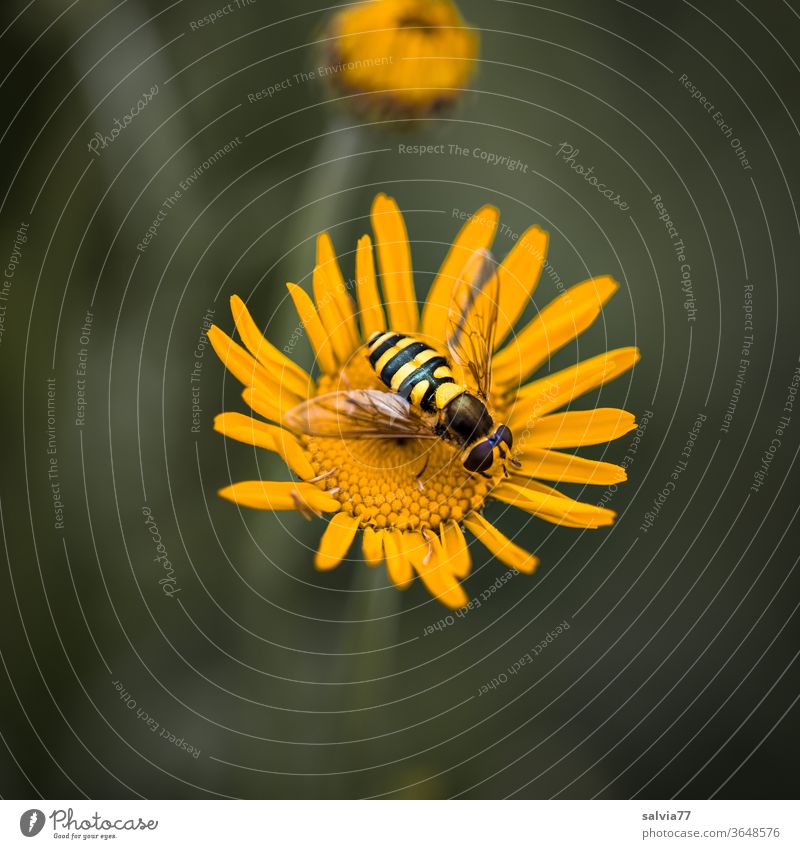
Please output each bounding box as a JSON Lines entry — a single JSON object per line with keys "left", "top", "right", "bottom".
{"left": 210, "top": 194, "right": 640, "bottom": 608}
{"left": 286, "top": 249, "right": 515, "bottom": 478}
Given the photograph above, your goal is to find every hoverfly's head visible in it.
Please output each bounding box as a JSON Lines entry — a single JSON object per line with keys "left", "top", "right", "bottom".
{"left": 462, "top": 424, "right": 514, "bottom": 475}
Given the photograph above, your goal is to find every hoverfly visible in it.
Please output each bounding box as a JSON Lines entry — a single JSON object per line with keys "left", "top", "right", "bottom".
{"left": 285, "top": 249, "right": 516, "bottom": 478}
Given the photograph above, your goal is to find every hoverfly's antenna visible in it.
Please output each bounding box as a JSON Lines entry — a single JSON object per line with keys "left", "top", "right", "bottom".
{"left": 415, "top": 454, "right": 430, "bottom": 490}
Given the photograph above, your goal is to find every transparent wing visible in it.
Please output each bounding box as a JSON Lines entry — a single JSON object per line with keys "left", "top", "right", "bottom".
{"left": 446, "top": 248, "right": 500, "bottom": 399}
{"left": 284, "top": 389, "right": 439, "bottom": 440}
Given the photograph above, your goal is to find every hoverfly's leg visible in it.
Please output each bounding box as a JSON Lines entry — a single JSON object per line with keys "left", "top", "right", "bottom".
{"left": 509, "top": 455, "right": 522, "bottom": 470}
{"left": 306, "top": 467, "right": 338, "bottom": 484}
{"left": 415, "top": 454, "right": 430, "bottom": 490}
{"left": 421, "top": 529, "right": 437, "bottom": 566}
{"left": 290, "top": 489, "right": 324, "bottom": 521}
{"left": 496, "top": 446, "right": 513, "bottom": 477}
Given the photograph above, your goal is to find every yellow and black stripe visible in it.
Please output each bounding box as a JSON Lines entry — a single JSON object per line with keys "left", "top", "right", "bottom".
{"left": 367, "top": 331, "right": 465, "bottom": 413}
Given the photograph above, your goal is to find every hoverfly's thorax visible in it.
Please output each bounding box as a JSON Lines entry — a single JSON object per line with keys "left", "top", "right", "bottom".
{"left": 440, "top": 392, "right": 493, "bottom": 447}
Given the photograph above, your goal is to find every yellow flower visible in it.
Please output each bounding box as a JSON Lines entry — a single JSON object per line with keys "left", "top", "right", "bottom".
{"left": 321, "top": 0, "right": 478, "bottom": 119}
{"left": 210, "top": 193, "right": 640, "bottom": 608}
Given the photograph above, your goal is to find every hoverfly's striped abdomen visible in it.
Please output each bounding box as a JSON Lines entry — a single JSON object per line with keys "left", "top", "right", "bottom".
{"left": 367, "top": 331, "right": 465, "bottom": 413}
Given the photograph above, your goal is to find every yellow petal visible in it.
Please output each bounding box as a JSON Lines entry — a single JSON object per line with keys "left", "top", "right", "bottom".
{"left": 509, "top": 347, "right": 640, "bottom": 425}
{"left": 315, "top": 512, "right": 360, "bottom": 571}
{"left": 218, "top": 480, "right": 340, "bottom": 513}
{"left": 522, "top": 408, "right": 637, "bottom": 448}
{"left": 513, "top": 448, "right": 626, "bottom": 485}
{"left": 243, "top": 383, "right": 299, "bottom": 421}
{"left": 399, "top": 530, "right": 430, "bottom": 571}
{"left": 285, "top": 282, "right": 338, "bottom": 375}
{"left": 439, "top": 521, "right": 471, "bottom": 579}
{"left": 371, "top": 193, "right": 418, "bottom": 333}
{"left": 208, "top": 325, "right": 273, "bottom": 390}
{"left": 463, "top": 513, "right": 539, "bottom": 574}
{"left": 316, "top": 233, "right": 360, "bottom": 343}
{"left": 422, "top": 204, "right": 499, "bottom": 341}
{"left": 213, "top": 412, "right": 315, "bottom": 480}
{"left": 229, "top": 295, "right": 311, "bottom": 398}
{"left": 411, "top": 532, "right": 468, "bottom": 609}
{"left": 492, "top": 480, "right": 616, "bottom": 528}
{"left": 314, "top": 232, "right": 360, "bottom": 361}
{"left": 209, "top": 328, "right": 306, "bottom": 424}
{"left": 510, "top": 478, "right": 616, "bottom": 522}
{"left": 238, "top": 387, "right": 281, "bottom": 425}
{"left": 362, "top": 527, "right": 384, "bottom": 566}
{"left": 355, "top": 234, "right": 386, "bottom": 338}
{"left": 494, "top": 226, "right": 548, "bottom": 349}
{"left": 312, "top": 262, "right": 355, "bottom": 366}
{"left": 493, "top": 276, "right": 619, "bottom": 392}
{"left": 384, "top": 529, "right": 412, "bottom": 588}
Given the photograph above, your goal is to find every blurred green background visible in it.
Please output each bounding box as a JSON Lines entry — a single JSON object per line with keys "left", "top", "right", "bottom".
{"left": 1, "top": 0, "right": 799, "bottom": 799}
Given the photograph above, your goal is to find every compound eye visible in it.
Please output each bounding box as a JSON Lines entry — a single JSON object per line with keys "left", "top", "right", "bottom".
{"left": 464, "top": 441, "right": 494, "bottom": 473}
{"left": 495, "top": 424, "right": 513, "bottom": 448}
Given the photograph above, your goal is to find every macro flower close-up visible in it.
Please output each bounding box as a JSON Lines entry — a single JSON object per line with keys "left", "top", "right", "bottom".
{"left": 322, "top": 0, "right": 479, "bottom": 118}
{"left": 210, "top": 193, "right": 640, "bottom": 608}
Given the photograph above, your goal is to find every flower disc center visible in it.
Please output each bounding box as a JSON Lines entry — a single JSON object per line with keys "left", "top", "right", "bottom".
{"left": 304, "top": 356, "right": 499, "bottom": 532}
